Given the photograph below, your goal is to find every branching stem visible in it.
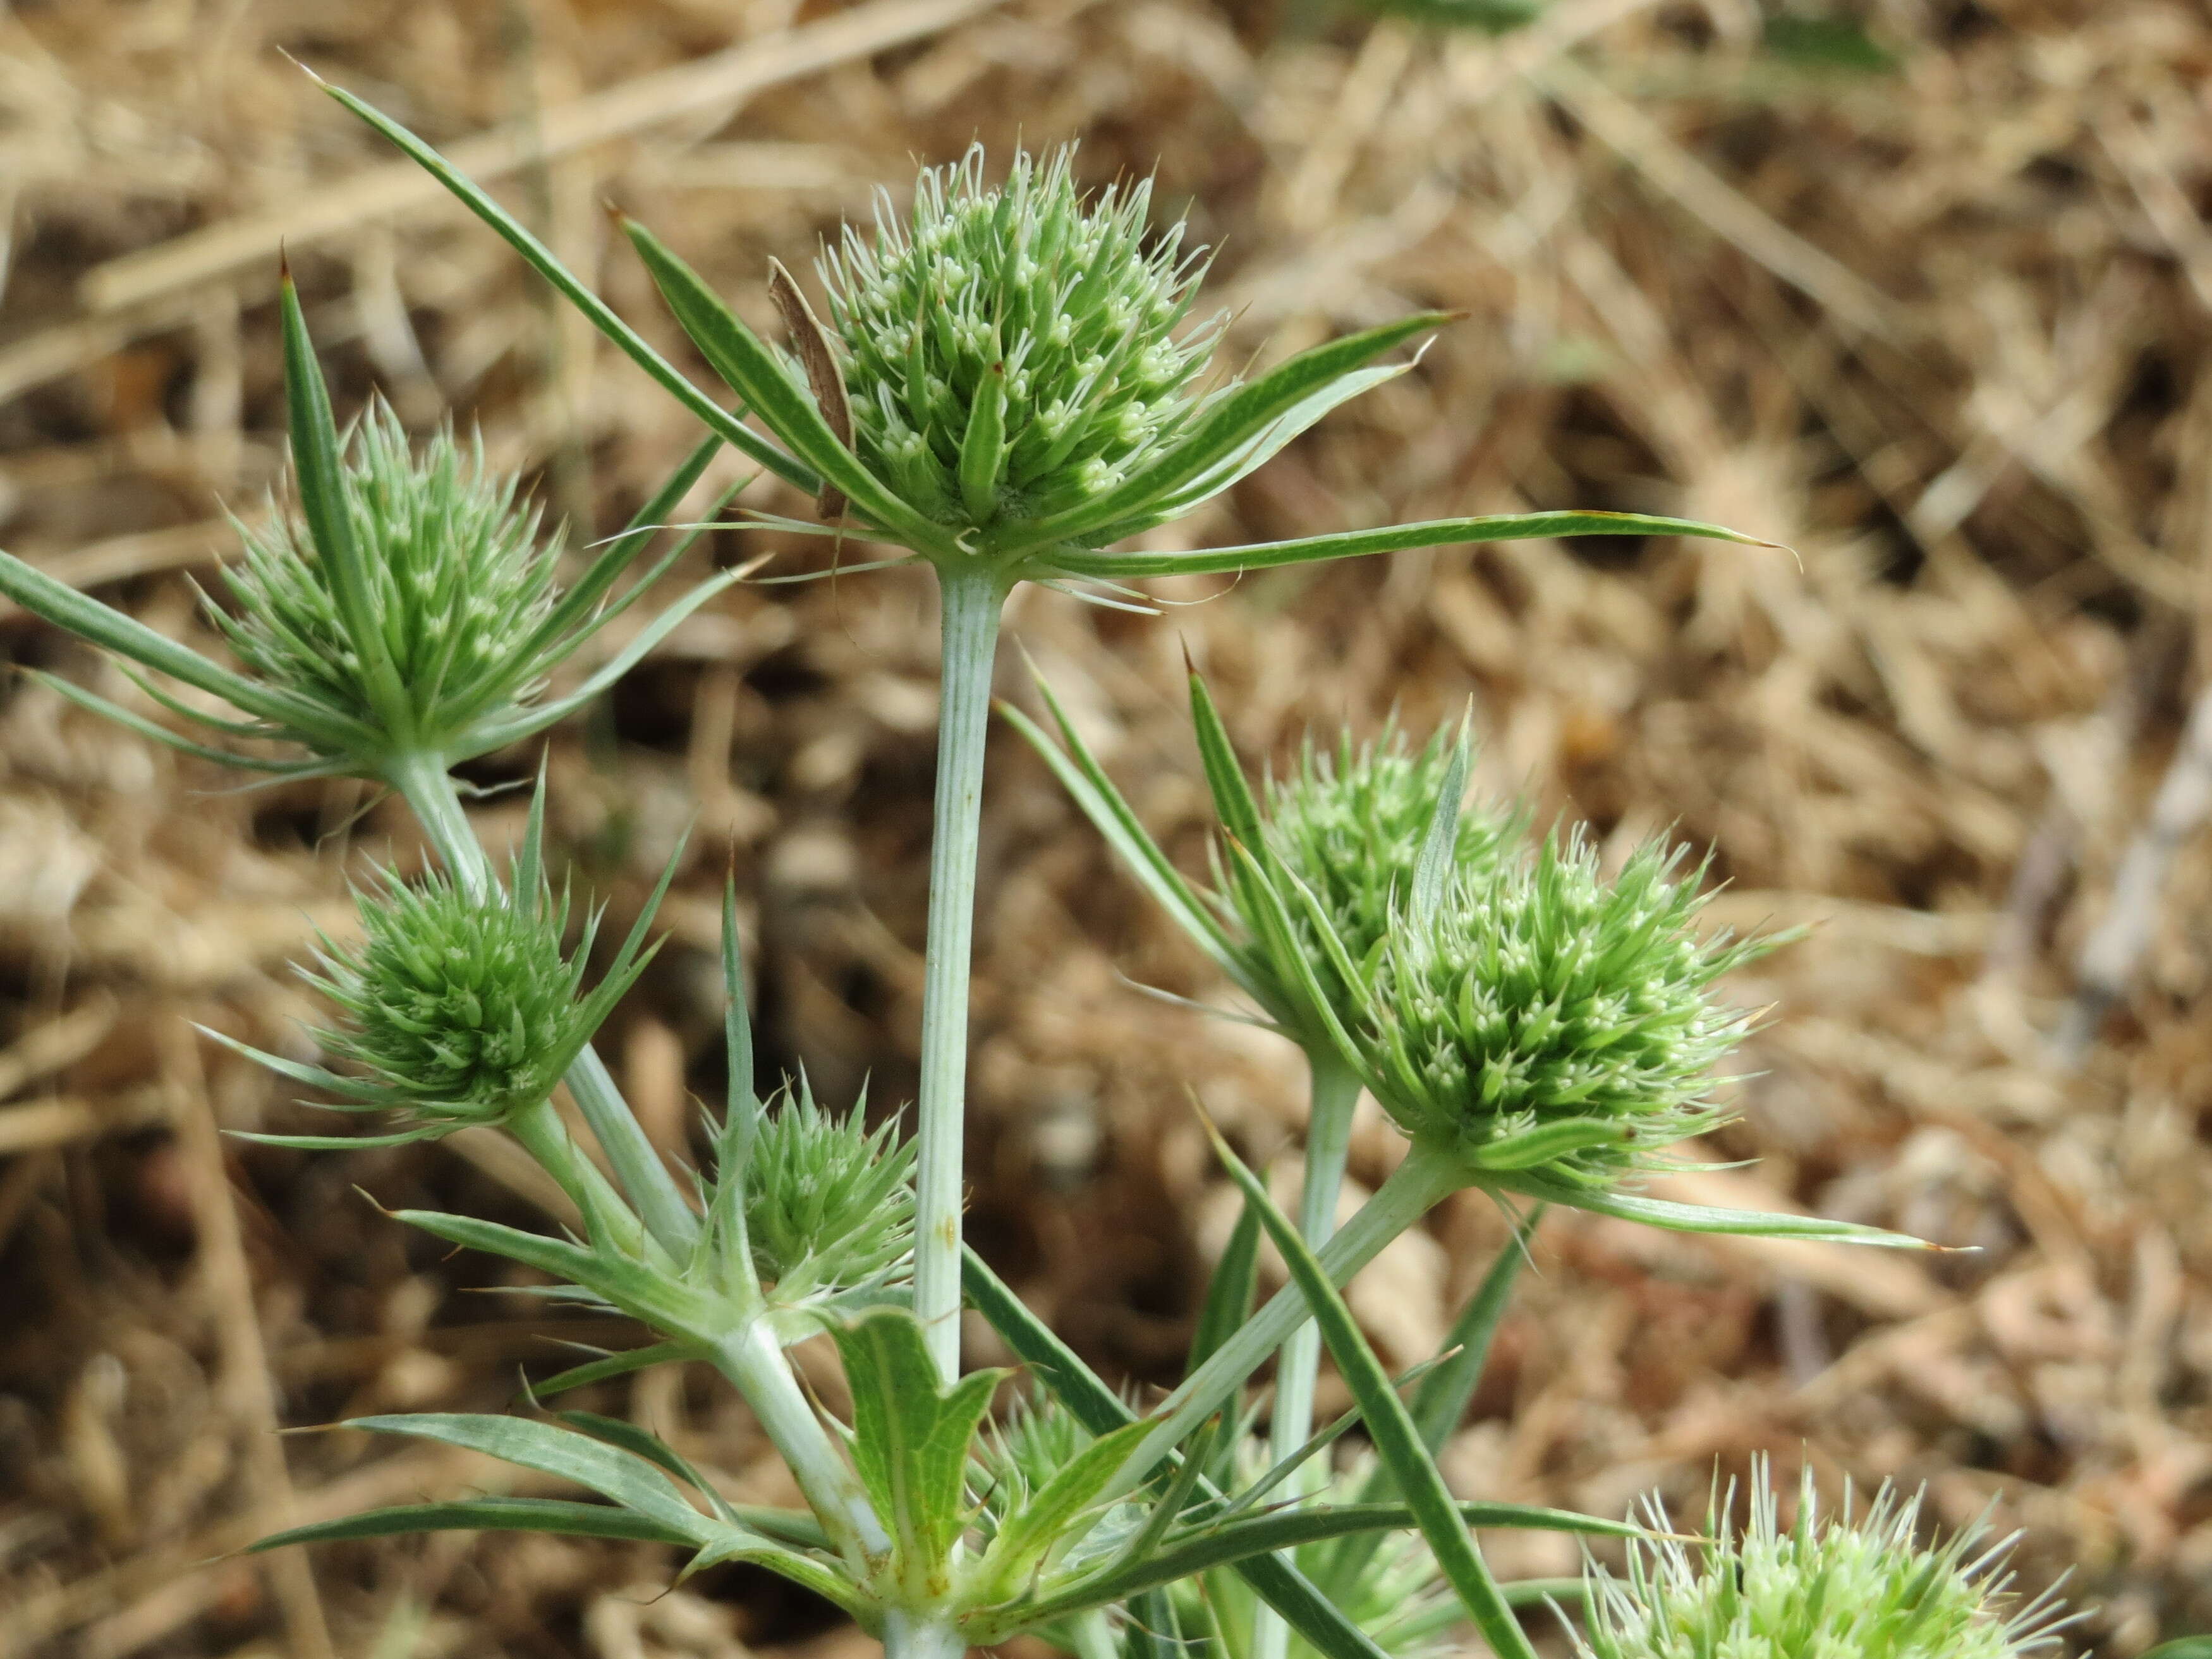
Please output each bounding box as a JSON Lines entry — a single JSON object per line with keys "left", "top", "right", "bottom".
{"left": 913, "top": 564, "right": 1009, "bottom": 1383}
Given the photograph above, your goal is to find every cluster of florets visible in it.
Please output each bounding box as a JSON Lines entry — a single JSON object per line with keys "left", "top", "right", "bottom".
{"left": 1578, "top": 1463, "right": 2071, "bottom": 1659}
{"left": 1351, "top": 835, "right": 1771, "bottom": 1186}
{"left": 818, "top": 145, "right": 1221, "bottom": 536}
{"left": 742, "top": 1078, "right": 916, "bottom": 1304}
{"left": 214, "top": 401, "right": 556, "bottom": 744}
{"left": 1260, "top": 724, "right": 1519, "bottom": 968}
{"left": 300, "top": 871, "right": 612, "bottom": 1133}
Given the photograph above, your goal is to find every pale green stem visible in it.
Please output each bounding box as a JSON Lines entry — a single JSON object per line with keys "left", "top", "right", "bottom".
{"left": 883, "top": 1607, "right": 968, "bottom": 1659}
{"left": 1249, "top": 1050, "right": 1361, "bottom": 1659}
{"left": 384, "top": 755, "right": 889, "bottom": 1576}
{"left": 913, "top": 565, "right": 1009, "bottom": 1383}
{"left": 1107, "top": 1148, "right": 1464, "bottom": 1505}
{"left": 384, "top": 749, "right": 700, "bottom": 1259}
{"left": 712, "top": 1320, "right": 890, "bottom": 1569}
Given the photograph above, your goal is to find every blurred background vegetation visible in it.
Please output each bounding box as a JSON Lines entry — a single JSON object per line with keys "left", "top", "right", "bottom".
{"left": 0, "top": 0, "right": 2208, "bottom": 1654}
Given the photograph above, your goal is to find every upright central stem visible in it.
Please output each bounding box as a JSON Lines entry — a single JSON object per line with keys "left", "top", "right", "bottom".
{"left": 1250, "top": 1049, "right": 1361, "bottom": 1659}
{"left": 913, "top": 564, "right": 1007, "bottom": 1383}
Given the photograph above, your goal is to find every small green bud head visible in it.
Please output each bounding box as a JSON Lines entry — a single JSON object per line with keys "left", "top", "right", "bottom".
{"left": 1356, "top": 833, "right": 1771, "bottom": 1186}
{"left": 820, "top": 145, "right": 1220, "bottom": 538}
{"left": 1579, "top": 1461, "right": 2071, "bottom": 1659}
{"left": 742, "top": 1078, "right": 916, "bottom": 1305}
{"left": 216, "top": 401, "right": 557, "bottom": 753}
{"left": 304, "top": 872, "right": 593, "bottom": 1132}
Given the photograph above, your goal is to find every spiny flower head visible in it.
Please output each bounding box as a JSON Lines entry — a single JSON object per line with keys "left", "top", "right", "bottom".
{"left": 296, "top": 865, "right": 643, "bottom": 1136}
{"left": 819, "top": 145, "right": 1222, "bottom": 540}
{"left": 213, "top": 401, "right": 556, "bottom": 748}
{"left": 1577, "top": 1461, "right": 2073, "bottom": 1659}
{"left": 1352, "top": 832, "right": 1772, "bottom": 1187}
{"left": 741, "top": 1077, "right": 916, "bottom": 1305}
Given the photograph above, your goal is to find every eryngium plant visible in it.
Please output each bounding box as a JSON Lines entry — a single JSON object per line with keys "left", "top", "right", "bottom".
{"left": 821, "top": 147, "right": 1221, "bottom": 537}
{"left": 1, "top": 66, "right": 2019, "bottom": 1659}
{"left": 1350, "top": 833, "right": 1771, "bottom": 1194}
{"left": 1577, "top": 1462, "right": 2075, "bottom": 1659}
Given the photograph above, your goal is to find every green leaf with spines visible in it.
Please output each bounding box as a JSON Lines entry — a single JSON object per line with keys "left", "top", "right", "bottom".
{"left": 1050, "top": 509, "right": 1778, "bottom": 580}
{"left": 250, "top": 1497, "right": 703, "bottom": 1552}
{"left": 342, "top": 1413, "right": 716, "bottom": 1541}
{"left": 1009, "top": 1500, "right": 1634, "bottom": 1627}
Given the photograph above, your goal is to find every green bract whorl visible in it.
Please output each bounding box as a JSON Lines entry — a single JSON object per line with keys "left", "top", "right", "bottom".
{"left": 819, "top": 145, "right": 1222, "bottom": 538}
{"left": 1351, "top": 833, "right": 1771, "bottom": 1188}
{"left": 215, "top": 402, "right": 554, "bottom": 746}
{"left": 1578, "top": 1462, "right": 2071, "bottom": 1659}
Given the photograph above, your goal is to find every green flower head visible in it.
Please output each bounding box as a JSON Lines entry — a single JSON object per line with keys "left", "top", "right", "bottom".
{"left": 820, "top": 144, "right": 1222, "bottom": 542}
{"left": 214, "top": 401, "right": 555, "bottom": 746}
{"left": 1579, "top": 1461, "right": 2072, "bottom": 1659}
{"left": 217, "top": 803, "right": 671, "bottom": 1149}
{"left": 1351, "top": 832, "right": 1773, "bottom": 1189}
{"left": 0, "top": 278, "right": 743, "bottom": 786}
{"left": 741, "top": 1078, "right": 916, "bottom": 1308}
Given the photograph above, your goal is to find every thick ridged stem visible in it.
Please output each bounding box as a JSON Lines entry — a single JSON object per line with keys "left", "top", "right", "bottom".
{"left": 912, "top": 564, "right": 1008, "bottom": 1383}
{"left": 1249, "top": 1049, "right": 1362, "bottom": 1659}
{"left": 384, "top": 750, "right": 700, "bottom": 1257}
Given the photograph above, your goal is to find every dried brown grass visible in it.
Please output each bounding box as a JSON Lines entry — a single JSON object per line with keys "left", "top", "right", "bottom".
{"left": 1, "top": 0, "right": 2208, "bottom": 1653}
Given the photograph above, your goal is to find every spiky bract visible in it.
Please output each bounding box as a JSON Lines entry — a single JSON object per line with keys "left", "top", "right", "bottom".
{"left": 1352, "top": 834, "right": 1770, "bottom": 1187}
{"left": 743, "top": 1079, "right": 916, "bottom": 1306}
{"left": 214, "top": 402, "right": 556, "bottom": 751}
{"left": 299, "top": 867, "right": 641, "bottom": 1135}
{"left": 820, "top": 145, "right": 1220, "bottom": 540}
{"left": 1577, "top": 1461, "right": 2071, "bottom": 1659}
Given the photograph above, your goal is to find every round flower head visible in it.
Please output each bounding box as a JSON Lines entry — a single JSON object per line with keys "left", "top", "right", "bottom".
{"left": 1351, "top": 830, "right": 1773, "bottom": 1188}
{"left": 741, "top": 1076, "right": 916, "bottom": 1307}
{"left": 212, "top": 399, "right": 557, "bottom": 751}
{"left": 1577, "top": 1460, "right": 2072, "bottom": 1659}
{"left": 819, "top": 145, "right": 1222, "bottom": 540}
{"left": 222, "top": 822, "right": 671, "bottom": 1149}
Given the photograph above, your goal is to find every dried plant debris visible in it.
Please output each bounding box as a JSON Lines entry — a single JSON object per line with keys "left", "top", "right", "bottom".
{"left": 1, "top": 0, "right": 2210, "bottom": 1654}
